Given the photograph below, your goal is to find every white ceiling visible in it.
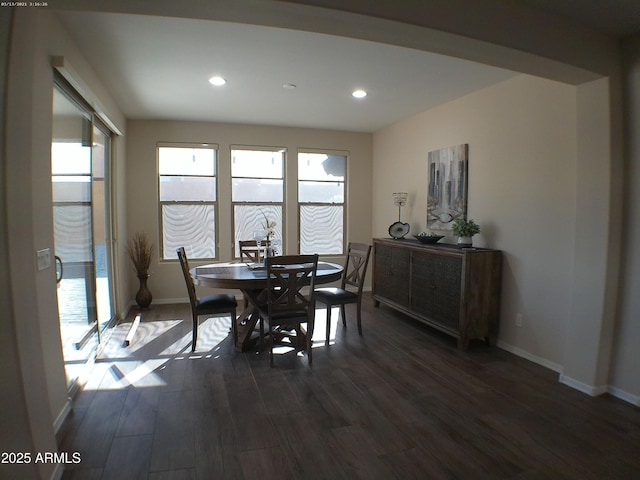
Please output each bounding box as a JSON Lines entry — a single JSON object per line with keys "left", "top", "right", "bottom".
{"left": 55, "top": 1, "right": 638, "bottom": 133}
{"left": 56, "top": 11, "right": 517, "bottom": 133}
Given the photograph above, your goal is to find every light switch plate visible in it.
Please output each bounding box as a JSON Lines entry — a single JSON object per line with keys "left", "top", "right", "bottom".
{"left": 36, "top": 248, "right": 52, "bottom": 271}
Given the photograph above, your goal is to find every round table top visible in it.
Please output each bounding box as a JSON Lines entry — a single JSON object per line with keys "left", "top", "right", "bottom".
{"left": 192, "top": 261, "right": 343, "bottom": 290}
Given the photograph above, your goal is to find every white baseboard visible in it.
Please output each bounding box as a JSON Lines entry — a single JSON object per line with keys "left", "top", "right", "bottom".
{"left": 126, "top": 294, "right": 243, "bottom": 311}
{"left": 148, "top": 297, "right": 189, "bottom": 305}
{"left": 130, "top": 285, "right": 363, "bottom": 312}
{"left": 496, "top": 340, "right": 563, "bottom": 372}
{"left": 558, "top": 374, "right": 609, "bottom": 397}
{"left": 126, "top": 297, "right": 184, "bottom": 309}
{"left": 53, "top": 399, "right": 72, "bottom": 434}
{"left": 497, "top": 340, "right": 639, "bottom": 406}
{"left": 50, "top": 462, "right": 64, "bottom": 480}
{"left": 607, "top": 385, "right": 640, "bottom": 406}
{"left": 121, "top": 303, "right": 132, "bottom": 320}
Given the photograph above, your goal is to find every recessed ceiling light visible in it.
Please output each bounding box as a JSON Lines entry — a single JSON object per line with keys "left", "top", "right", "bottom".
{"left": 208, "top": 76, "right": 226, "bottom": 86}
{"left": 283, "top": 83, "right": 297, "bottom": 90}
{"left": 352, "top": 89, "right": 367, "bottom": 98}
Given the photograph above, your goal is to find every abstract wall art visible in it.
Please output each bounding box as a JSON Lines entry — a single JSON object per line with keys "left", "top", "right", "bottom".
{"left": 427, "top": 143, "right": 469, "bottom": 230}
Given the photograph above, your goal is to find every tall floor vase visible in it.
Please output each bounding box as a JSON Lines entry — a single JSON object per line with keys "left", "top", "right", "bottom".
{"left": 136, "top": 274, "right": 152, "bottom": 308}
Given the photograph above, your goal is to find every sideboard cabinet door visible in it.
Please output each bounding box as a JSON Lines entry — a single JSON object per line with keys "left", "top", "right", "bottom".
{"left": 372, "top": 238, "right": 502, "bottom": 350}
{"left": 411, "top": 251, "right": 462, "bottom": 333}
{"left": 373, "top": 242, "right": 410, "bottom": 308}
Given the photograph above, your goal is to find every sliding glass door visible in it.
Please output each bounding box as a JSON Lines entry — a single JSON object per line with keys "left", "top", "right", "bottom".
{"left": 52, "top": 81, "right": 115, "bottom": 389}
{"left": 91, "top": 124, "right": 114, "bottom": 329}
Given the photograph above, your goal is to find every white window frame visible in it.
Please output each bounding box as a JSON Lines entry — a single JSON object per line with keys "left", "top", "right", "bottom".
{"left": 230, "top": 145, "right": 286, "bottom": 258}
{"left": 157, "top": 142, "right": 219, "bottom": 261}
{"left": 297, "top": 149, "right": 347, "bottom": 256}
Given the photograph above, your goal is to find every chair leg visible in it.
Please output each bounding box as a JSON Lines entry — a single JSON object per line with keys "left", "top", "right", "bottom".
{"left": 307, "top": 322, "right": 313, "bottom": 365}
{"left": 325, "top": 304, "right": 332, "bottom": 344}
{"left": 356, "top": 301, "right": 363, "bottom": 335}
{"left": 259, "top": 312, "right": 266, "bottom": 350}
{"left": 192, "top": 313, "right": 198, "bottom": 352}
{"left": 269, "top": 322, "right": 274, "bottom": 368}
{"left": 340, "top": 305, "right": 347, "bottom": 326}
{"left": 231, "top": 309, "right": 238, "bottom": 344}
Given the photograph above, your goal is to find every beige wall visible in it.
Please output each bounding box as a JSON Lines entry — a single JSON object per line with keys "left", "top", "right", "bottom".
{"left": 3, "top": 10, "right": 126, "bottom": 479}
{"left": 610, "top": 35, "right": 640, "bottom": 400}
{"left": 2, "top": 4, "right": 639, "bottom": 479}
{"left": 125, "top": 120, "right": 372, "bottom": 302}
{"left": 373, "top": 74, "right": 578, "bottom": 367}
{"left": 289, "top": 0, "right": 632, "bottom": 403}
{"left": 0, "top": 8, "right": 41, "bottom": 480}
{"left": 561, "top": 78, "right": 617, "bottom": 393}
{"left": 371, "top": 67, "right": 637, "bottom": 402}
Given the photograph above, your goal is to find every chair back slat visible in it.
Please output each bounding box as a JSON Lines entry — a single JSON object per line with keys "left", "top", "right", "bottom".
{"left": 266, "top": 254, "right": 319, "bottom": 318}
{"left": 263, "top": 254, "right": 318, "bottom": 366}
{"left": 342, "top": 243, "right": 372, "bottom": 293}
{"left": 177, "top": 247, "right": 198, "bottom": 309}
{"left": 239, "top": 239, "right": 270, "bottom": 263}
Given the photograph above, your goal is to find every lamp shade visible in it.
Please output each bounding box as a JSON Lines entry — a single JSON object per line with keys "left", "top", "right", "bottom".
{"left": 393, "top": 192, "right": 408, "bottom": 207}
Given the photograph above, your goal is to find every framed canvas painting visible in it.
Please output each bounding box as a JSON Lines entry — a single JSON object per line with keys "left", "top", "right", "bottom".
{"left": 427, "top": 144, "right": 468, "bottom": 230}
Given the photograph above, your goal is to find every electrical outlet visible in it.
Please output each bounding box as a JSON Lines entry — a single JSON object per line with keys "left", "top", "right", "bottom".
{"left": 515, "top": 313, "right": 523, "bottom": 327}
{"left": 36, "top": 248, "right": 52, "bottom": 271}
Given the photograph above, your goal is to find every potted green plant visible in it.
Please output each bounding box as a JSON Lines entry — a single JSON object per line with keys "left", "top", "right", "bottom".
{"left": 127, "top": 231, "right": 154, "bottom": 308}
{"left": 451, "top": 218, "right": 480, "bottom": 247}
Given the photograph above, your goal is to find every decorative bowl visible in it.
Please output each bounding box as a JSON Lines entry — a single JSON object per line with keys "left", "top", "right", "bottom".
{"left": 413, "top": 234, "right": 444, "bottom": 244}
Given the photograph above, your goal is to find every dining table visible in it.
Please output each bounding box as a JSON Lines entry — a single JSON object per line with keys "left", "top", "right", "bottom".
{"left": 192, "top": 260, "right": 344, "bottom": 352}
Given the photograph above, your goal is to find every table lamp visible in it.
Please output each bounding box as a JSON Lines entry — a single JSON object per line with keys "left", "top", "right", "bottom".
{"left": 389, "top": 192, "right": 410, "bottom": 239}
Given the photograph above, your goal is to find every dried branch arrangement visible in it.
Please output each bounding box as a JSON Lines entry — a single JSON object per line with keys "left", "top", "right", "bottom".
{"left": 126, "top": 232, "right": 154, "bottom": 276}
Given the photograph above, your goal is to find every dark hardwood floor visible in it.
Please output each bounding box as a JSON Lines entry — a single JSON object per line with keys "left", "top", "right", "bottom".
{"left": 58, "top": 294, "right": 640, "bottom": 479}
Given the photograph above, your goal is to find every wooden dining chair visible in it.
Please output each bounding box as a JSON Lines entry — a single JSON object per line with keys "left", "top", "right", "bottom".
{"left": 177, "top": 247, "right": 238, "bottom": 352}
{"left": 239, "top": 240, "right": 259, "bottom": 263}
{"left": 258, "top": 254, "right": 319, "bottom": 367}
{"left": 315, "top": 242, "right": 372, "bottom": 344}
{"left": 238, "top": 239, "right": 271, "bottom": 263}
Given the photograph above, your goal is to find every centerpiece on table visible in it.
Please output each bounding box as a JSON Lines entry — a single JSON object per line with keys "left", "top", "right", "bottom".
{"left": 261, "top": 211, "right": 277, "bottom": 245}
{"left": 254, "top": 211, "right": 280, "bottom": 264}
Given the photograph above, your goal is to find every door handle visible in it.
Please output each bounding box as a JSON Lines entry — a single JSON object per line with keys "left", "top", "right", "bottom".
{"left": 55, "top": 256, "right": 63, "bottom": 284}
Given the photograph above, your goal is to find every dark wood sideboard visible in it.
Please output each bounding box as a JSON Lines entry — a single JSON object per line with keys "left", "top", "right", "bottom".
{"left": 372, "top": 238, "right": 502, "bottom": 350}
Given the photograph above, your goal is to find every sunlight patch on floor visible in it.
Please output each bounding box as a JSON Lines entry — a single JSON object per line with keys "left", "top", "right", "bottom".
{"left": 82, "top": 308, "right": 344, "bottom": 386}
{"left": 99, "top": 319, "right": 182, "bottom": 357}
{"left": 83, "top": 315, "right": 233, "bottom": 390}
{"left": 311, "top": 306, "right": 339, "bottom": 347}
{"left": 189, "top": 316, "right": 234, "bottom": 353}
{"left": 268, "top": 306, "right": 340, "bottom": 355}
